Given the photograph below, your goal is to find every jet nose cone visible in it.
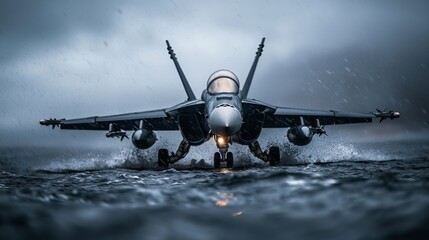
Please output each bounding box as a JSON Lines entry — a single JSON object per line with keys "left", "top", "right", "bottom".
{"left": 208, "top": 106, "right": 242, "bottom": 136}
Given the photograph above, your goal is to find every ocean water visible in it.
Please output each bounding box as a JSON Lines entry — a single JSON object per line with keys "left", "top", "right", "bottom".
{"left": 0, "top": 139, "right": 429, "bottom": 240}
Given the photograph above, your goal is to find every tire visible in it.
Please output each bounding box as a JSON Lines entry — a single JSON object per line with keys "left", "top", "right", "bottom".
{"left": 158, "top": 148, "right": 169, "bottom": 168}
{"left": 214, "top": 152, "right": 221, "bottom": 169}
{"left": 269, "top": 146, "right": 280, "bottom": 166}
{"left": 226, "top": 152, "right": 234, "bottom": 168}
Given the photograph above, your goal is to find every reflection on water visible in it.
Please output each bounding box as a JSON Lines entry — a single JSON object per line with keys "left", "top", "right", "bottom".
{"left": 214, "top": 192, "right": 234, "bottom": 207}
{"left": 215, "top": 200, "right": 228, "bottom": 207}
{"left": 232, "top": 211, "right": 243, "bottom": 217}
{"left": 218, "top": 168, "right": 233, "bottom": 174}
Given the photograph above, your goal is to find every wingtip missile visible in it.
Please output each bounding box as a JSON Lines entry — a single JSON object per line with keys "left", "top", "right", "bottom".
{"left": 40, "top": 118, "right": 63, "bottom": 129}
{"left": 373, "top": 109, "right": 400, "bottom": 123}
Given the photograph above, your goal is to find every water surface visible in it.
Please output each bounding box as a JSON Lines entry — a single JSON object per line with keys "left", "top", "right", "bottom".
{"left": 1, "top": 140, "right": 428, "bottom": 240}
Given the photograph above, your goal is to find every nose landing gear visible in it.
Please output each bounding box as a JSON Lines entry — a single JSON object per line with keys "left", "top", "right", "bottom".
{"left": 214, "top": 135, "right": 234, "bottom": 169}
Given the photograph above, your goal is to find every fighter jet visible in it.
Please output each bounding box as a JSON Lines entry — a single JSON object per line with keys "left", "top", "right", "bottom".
{"left": 40, "top": 38, "right": 400, "bottom": 168}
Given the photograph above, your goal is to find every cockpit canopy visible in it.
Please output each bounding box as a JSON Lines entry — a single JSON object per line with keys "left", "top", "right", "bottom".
{"left": 207, "top": 70, "right": 240, "bottom": 94}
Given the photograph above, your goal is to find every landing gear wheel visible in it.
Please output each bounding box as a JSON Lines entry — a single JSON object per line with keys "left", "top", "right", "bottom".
{"left": 214, "top": 152, "right": 221, "bottom": 169}
{"left": 269, "top": 146, "right": 280, "bottom": 166}
{"left": 226, "top": 152, "right": 234, "bottom": 168}
{"left": 158, "top": 149, "right": 169, "bottom": 168}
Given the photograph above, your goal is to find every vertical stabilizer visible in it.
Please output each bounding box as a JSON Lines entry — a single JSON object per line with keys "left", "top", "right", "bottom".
{"left": 241, "top": 37, "right": 265, "bottom": 99}
{"left": 166, "top": 40, "right": 196, "bottom": 101}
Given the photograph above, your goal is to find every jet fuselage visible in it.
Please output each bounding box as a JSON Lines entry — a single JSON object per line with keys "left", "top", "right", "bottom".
{"left": 202, "top": 90, "right": 243, "bottom": 137}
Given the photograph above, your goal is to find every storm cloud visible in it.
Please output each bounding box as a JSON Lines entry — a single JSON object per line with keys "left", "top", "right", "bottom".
{"left": 0, "top": 0, "right": 428, "bottom": 146}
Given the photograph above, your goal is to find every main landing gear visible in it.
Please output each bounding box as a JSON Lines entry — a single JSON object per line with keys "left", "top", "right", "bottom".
{"left": 249, "top": 141, "right": 280, "bottom": 166}
{"left": 157, "top": 139, "right": 190, "bottom": 168}
{"left": 157, "top": 138, "right": 280, "bottom": 169}
{"left": 213, "top": 135, "right": 233, "bottom": 169}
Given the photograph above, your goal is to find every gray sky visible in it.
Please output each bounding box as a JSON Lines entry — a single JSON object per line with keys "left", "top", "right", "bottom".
{"left": 0, "top": 0, "right": 428, "bottom": 147}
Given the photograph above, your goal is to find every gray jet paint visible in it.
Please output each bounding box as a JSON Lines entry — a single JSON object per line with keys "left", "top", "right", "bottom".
{"left": 40, "top": 38, "right": 400, "bottom": 168}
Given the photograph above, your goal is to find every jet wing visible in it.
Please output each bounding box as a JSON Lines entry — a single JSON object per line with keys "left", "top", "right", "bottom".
{"left": 58, "top": 109, "right": 177, "bottom": 131}
{"left": 242, "top": 99, "right": 397, "bottom": 128}
{"left": 265, "top": 107, "right": 374, "bottom": 128}
{"left": 40, "top": 100, "right": 205, "bottom": 131}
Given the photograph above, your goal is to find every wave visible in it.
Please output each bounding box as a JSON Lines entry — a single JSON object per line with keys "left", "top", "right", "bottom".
{"left": 2, "top": 137, "right": 427, "bottom": 173}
